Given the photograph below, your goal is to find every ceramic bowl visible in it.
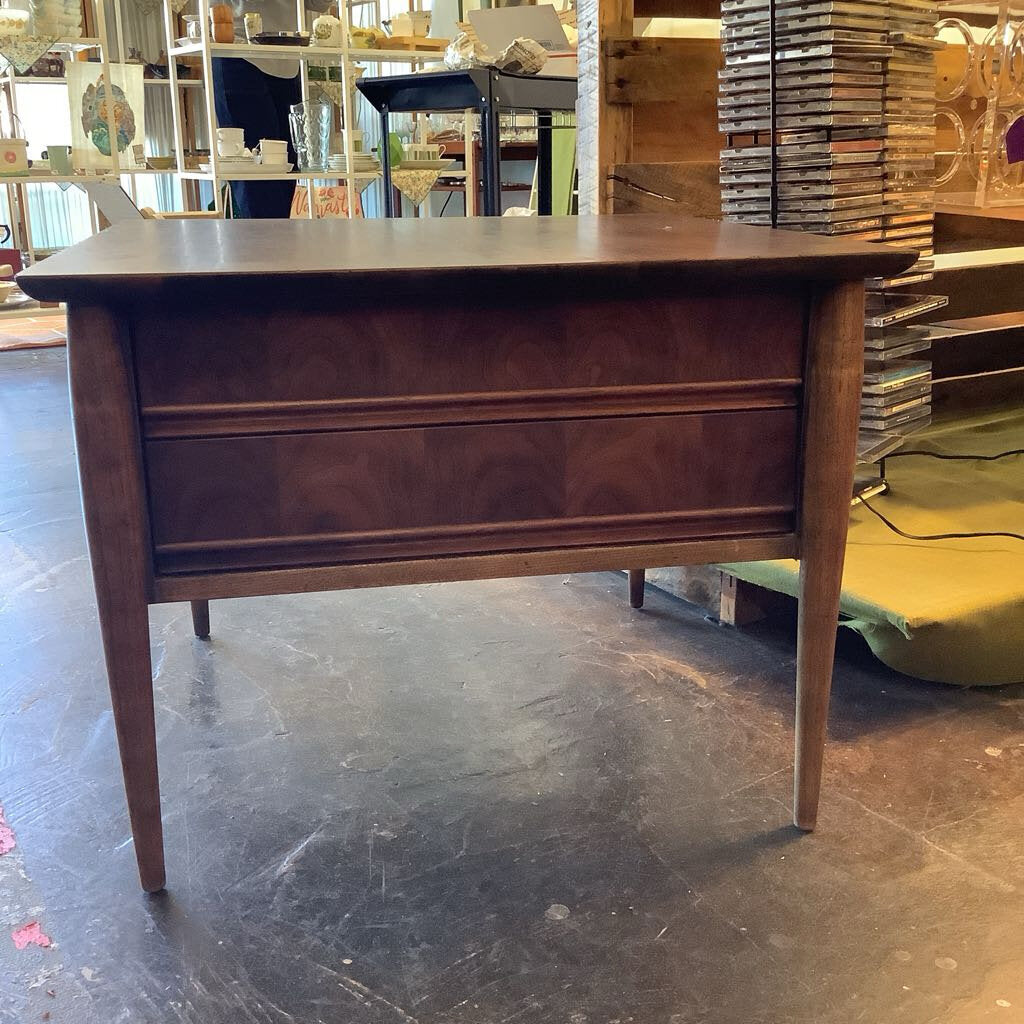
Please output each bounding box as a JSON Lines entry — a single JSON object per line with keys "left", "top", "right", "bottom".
{"left": 147, "top": 156, "right": 175, "bottom": 170}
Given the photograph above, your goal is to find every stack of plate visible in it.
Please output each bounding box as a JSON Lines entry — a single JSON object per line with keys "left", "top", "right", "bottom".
{"left": 198, "top": 156, "right": 294, "bottom": 175}
{"left": 718, "top": 0, "right": 945, "bottom": 458}
{"left": 327, "top": 152, "right": 381, "bottom": 175}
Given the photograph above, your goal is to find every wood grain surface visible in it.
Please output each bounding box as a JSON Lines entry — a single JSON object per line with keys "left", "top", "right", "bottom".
{"left": 146, "top": 410, "right": 798, "bottom": 573}
{"left": 793, "top": 280, "right": 866, "bottom": 830}
{"left": 605, "top": 38, "right": 720, "bottom": 106}
{"left": 609, "top": 162, "right": 722, "bottom": 218}
{"left": 66, "top": 306, "right": 165, "bottom": 892}
{"left": 132, "top": 287, "right": 803, "bottom": 416}
{"left": 46, "top": 210, "right": 899, "bottom": 888}
{"left": 18, "top": 216, "right": 918, "bottom": 303}
{"left": 152, "top": 534, "right": 799, "bottom": 603}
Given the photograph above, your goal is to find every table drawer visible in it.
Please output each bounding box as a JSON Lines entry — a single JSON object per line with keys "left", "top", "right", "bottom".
{"left": 133, "top": 288, "right": 806, "bottom": 435}
{"left": 146, "top": 410, "right": 798, "bottom": 573}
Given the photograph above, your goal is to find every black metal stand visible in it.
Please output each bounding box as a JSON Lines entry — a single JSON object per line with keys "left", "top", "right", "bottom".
{"left": 536, "top": 109, "right": 553, "bottom": 216}
{"left": 379, "top": 103, "right": 393, "bottom": 218}
{"left": 480, "top": 87, "right": 503, "bottom": 216}
{"left": 358, "top": 69, "right": 576, "bottom": 218}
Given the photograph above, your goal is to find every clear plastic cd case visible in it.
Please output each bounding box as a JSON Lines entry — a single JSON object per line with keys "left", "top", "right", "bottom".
{"left": 719, "top": 0, "right": 942, "bottom": 461}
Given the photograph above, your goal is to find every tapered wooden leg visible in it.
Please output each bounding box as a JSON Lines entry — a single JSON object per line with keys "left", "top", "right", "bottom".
{"left": 628, "top": 568, "right": 645, "bottom": 608}
{"left": 68, "top": 305, "right": 166, "bottom": 892}
{"left": 794, "top": 280, "right": 865, "bottom": 831}
{"left": 96, "top": 591, "right": 165, "bottom": 892}
{"left": 190, "top": 600, "right": 210, "bottom": 640}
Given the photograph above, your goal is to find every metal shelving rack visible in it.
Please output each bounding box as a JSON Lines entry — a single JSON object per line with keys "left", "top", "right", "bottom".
{"left": 0, "top": 0, "right": 215, "bottom": 268}
{"left": 0, "top": 1, "right": 201, "bottom": 317}
{"left": 159, "top": 0, "right": 444, "bottom": 218}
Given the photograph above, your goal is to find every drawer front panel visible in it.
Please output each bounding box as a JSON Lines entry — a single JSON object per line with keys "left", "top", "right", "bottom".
{"left": 147, "top": 410, "right": 799, "bottom": 573}
{"left": 132, "top": 289, "right": 806, "bottom": 426}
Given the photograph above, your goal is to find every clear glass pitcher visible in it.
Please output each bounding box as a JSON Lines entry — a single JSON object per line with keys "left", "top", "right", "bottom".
{"left": 289, "top": 101, "right": 332, "bottom": 173}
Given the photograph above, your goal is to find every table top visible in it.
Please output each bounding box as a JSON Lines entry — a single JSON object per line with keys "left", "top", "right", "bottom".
{"left": 357, "top": 68, "right": 578, "bottom": 113}
{"left": 18, "top": 215, "right": 916, "bottom": 304}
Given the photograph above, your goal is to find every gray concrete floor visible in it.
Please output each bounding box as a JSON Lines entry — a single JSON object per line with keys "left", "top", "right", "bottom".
{"left": 2, "top": 347, "right": 1023, "bottom": 1024}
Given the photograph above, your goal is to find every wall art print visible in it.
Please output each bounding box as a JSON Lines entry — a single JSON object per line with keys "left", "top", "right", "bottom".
{"left": 67, "top": 62, "right": 144, "bottom": 171}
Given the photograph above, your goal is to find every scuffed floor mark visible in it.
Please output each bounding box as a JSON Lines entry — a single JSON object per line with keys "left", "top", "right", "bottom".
{"left": 559, "top": 640, "right": 712, "bottom": 693}
{"left": 621, "top": 650, "right": 710, "bottom": 689}
{"left": 11, "top": 921, "right": 52, "bottom": 950}
{"left": 338, "top": 975, "right": 419, "bottom": 1022}
{"left": 274, "top": 825, "right": 325, "bottom": 878}
{"left": 0, "top": 804, "right": 15, "bottom": 855}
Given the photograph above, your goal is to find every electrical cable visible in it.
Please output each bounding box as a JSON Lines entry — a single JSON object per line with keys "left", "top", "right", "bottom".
{"left": 857, "top": 448, "right": 1024, "bottom": 541}
{"left": 858, "top": 497, "right": 1024, "bottom": 543}
{"left": 885, "top": 448, "right": 1024, "bottom": 463}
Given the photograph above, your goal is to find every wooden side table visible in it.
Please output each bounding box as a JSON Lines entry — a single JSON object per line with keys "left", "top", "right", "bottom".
{"left": 19, "top": 215, "right": 914, "bottom": 892}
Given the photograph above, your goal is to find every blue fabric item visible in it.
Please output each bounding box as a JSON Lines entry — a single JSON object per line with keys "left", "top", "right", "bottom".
{"left": 212, "top": 57, "right": 299, "bottom": 219}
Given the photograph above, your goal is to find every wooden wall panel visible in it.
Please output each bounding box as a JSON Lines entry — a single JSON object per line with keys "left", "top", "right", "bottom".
{"left": 634, "top": 0, "right": 721, "bottom": 16}
{"left": 606, "top": 38, "right": 722, "bottom": 164}
{"left": 605, "top": 38, "right": 721, "bottom": 106}
{"left": 577, "top": 7, "right": 722, "bottom": 209}
{"left": 632, "top": 102, "right": 723, "bottom": 162}
{"left": 609, "top": 161, "right": 721, "bottom": 218}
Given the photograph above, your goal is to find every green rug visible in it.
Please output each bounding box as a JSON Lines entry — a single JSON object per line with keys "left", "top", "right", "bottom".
{"left": 722, "top": 406, "right": 1024, "bottom": 685}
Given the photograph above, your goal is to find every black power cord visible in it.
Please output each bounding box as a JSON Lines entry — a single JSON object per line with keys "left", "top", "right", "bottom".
{"left": 858, "top": 497, "right": 1024, "bottom": 543}
{"left": 859, "top": 447, "right": 1024, "bottom": 543}
{"left": 885, "top": 448, "right": 1024, "bottom": 463}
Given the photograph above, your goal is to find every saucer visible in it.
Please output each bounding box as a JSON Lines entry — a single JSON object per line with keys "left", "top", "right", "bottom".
{"left": 199, "top": 161, "right": 292, "bottom": 174}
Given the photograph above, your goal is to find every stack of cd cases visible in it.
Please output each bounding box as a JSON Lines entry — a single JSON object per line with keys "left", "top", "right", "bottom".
{"left": 719, "top": 0, "right": 946, "bottom": 464}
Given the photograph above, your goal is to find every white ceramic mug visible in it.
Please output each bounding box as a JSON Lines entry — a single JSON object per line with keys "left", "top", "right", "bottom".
{"left": 217, "top": 127, "right": 245, "bottom": 157}
{"left": 257, "top": 139, "right": 288, "bottom": 164}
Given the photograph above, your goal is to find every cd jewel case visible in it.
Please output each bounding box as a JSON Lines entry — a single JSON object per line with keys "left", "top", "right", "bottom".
{"left": 719, "top": 0, "right": 942, "bottom": 458}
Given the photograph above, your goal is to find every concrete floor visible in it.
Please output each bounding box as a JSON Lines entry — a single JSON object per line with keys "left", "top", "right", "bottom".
{"left": 2, "top": 347, "right": 1023, "bottom": 1024}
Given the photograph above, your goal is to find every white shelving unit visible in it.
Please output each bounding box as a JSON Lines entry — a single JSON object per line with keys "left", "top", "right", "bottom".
{"left": 0, "top": 0, "right": 446, "bottom": 285}
{"left": 0, "top": 0, "right": 211, "bottom": 319}
{"left": 0, "top": 0, "right": 210, "bottom": 263}
{"left": 160, "top": 0, "right": 443, "bottom": 218}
